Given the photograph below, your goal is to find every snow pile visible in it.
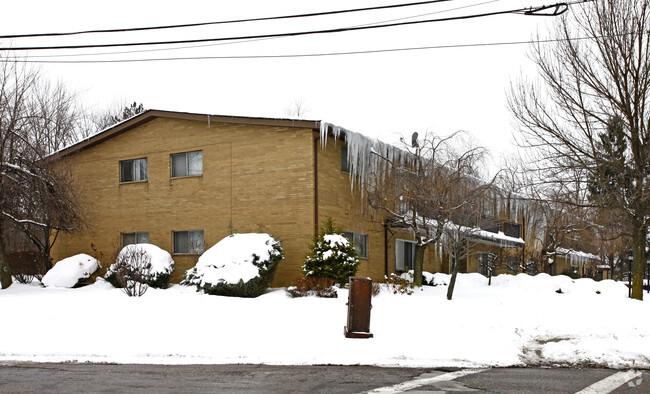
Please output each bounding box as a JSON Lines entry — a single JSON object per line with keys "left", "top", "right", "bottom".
{"left": 1, "top": 273, "right": 648, "bottom": 368}
{"left": 183, "top": 233, "right": 283, "bottom": 296}
{"left": 106, "top": 244, "right": 174, "bottom": 287}
{"left": 41, "top": 254, "right": 100, "bottom": 288}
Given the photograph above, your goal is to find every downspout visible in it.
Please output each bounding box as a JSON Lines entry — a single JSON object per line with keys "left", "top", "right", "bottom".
{"left": 521, "top": 214, "right": 526, "bottom": 266}
{"left": 314, "top": 133, "right": 319, "bottom": 238}
{"left": 384, "top": 223, "right": 388, "bottom": 277}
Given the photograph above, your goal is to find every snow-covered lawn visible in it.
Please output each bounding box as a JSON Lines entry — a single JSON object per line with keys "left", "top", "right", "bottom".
{"left": 1, "top": 273, "right": 649, "bottom": 369}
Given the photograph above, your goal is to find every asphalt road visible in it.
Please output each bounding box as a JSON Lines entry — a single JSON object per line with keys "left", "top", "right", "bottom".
{"left": 0, "top": 363, "right": 648, "bottom": 393}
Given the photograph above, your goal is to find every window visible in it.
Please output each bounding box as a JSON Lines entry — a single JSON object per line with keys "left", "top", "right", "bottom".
{"left": 503, "top": 222, "right": 521, "bottom": 238}
{"left": 481, "top": 221, "right": 499, "bottom": 234}
{"left": 341, "top": 146, "right": 349, "bottom": 173}
{"left": 395, "top": 239, "right": 416, "bottom": 271}
{"left": 121, "top": 232, "right": 149, "bottom": 247}
{"left": 172, "top": 230, "right": 204, "bottom": 254}
{"left": 119, "top": 158, "right": 147, "bottom": 182}
{"left": 171, "top": 151, "right": 202, "bottom": 177}
{"left": 343, "top": 231, "right": 367, "bottom": 258}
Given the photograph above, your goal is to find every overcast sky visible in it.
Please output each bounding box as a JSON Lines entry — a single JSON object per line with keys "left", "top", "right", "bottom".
{"left": 1, "top": 0, "right": 558, "bottom": 163}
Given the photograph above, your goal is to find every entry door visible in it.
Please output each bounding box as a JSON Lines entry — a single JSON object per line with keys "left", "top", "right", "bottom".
{"left": 396, "top": 239, "right": 416, "bottom": 271}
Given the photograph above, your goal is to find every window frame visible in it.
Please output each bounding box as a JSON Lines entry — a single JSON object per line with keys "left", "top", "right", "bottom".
{"left": 119, "top": 157, "right": 148, "bottom": 183}
{"left": 170, "top": 150, "right": 203, "bottom": 178}
{"left": 172, "top": 229, "right": 205, "bottom": 255}
{"left": 121, "top": 232, "right": 150, "bottom": 247}
{"left": 343, "top": 231, "right": 368, "bottom": 259}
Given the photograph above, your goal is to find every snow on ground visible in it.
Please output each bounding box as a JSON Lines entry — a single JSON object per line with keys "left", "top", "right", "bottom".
{"left": 1, "top": 273, "right": 649, "bottom": 369}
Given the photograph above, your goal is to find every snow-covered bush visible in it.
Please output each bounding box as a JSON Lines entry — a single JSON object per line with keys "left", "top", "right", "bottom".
{"left": 302, "top": 218, "right": 359, "bottom": 285}
{"left": 182, "top": 233, "right": 283, "bottom": 297}
{"left": 42, "top": 254, "right": 100, "bottom": 288}
{"left": 105, "top": 244, "right": 175, "bottom": 290}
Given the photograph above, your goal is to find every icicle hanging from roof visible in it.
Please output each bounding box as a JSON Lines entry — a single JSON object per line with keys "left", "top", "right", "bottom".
{"left": 320, "top": 122, "right": 413, "bottom": 189}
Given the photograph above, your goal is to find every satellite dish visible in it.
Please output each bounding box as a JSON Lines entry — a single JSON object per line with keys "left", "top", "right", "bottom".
{"left": 411, "top": 132, "right": 419, "bottom": 148}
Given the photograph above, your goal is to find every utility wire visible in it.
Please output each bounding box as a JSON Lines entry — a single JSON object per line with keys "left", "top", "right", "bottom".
{"left": 0, "top": 0, "right": 457, "bottom": 39}
{"left": 17, "top": 0, "right": 502, "bottom": 60}
{"left": 0, "top": 4, "right": 568, "bottom": 52}
{"left": 5, "top": 35, "right": 606, "bottom": 64}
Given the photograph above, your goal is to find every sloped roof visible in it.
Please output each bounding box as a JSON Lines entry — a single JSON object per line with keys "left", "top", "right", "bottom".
{"left": 49, "top": 109, "right": 321, "bottom": 160}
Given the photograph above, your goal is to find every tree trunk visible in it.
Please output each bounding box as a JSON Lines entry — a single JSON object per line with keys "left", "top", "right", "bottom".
{"left": 413, "top": 243, "right": 425, "bottom": 286}
{"left": 0, "top": 220, "right": 12, "bottom": 289}
{"left": 631, "top": 224, "right": 647, "bottom": 300}
{"left": 447, "top": 250, "right": 460, "bottom": 300}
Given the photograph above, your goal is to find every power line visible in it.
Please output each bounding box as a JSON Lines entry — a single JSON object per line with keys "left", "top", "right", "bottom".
{"left": 17, "top": 0, "right": 502, "bottom": 60}
{"left": 0, "top": 4, "right": 565, "bottom": 52}
{"left": 0, "top": 0, "right": 457, "bottom": 39}
{"left": 4, "top": 36, "right": 599, "bottom": 64}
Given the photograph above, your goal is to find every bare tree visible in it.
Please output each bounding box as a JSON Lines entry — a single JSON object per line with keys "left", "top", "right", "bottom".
{"left": 0, "top": 57, "right": 85, "bottom": 289}
{"left": 509, "top": 0, "right": 650, "bottom": 299}
{"left": 284, "top": 98, "right": 309, "bottom": 118}
{"left": 367, "top": 130, "right": 498, "bottom": 298}
{"left": 92, "top": 101, "right": 145, "bottom": 132}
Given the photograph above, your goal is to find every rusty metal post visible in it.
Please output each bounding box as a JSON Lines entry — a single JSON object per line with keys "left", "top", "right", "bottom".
{"left": 344, "top": 277, "right": 373, "bottom": 338}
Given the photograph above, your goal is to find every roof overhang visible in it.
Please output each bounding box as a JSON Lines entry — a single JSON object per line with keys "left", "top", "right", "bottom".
{"left": 49, "top": 109, "right": 321, "bottom": 160}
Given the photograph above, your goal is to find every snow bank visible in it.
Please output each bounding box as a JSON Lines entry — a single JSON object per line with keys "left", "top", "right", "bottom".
{"left": 41, "top": 254, "right": 100, "bottom": 288}
{"left": 185, "top": 233, "right": 282, "bottom": 286}
{"left": 2, "top": 273, "right": 648, "bottom": 368}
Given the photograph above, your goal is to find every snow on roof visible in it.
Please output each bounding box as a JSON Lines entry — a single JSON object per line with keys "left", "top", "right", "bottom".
{"left": 469, "top": 229, "right": 525, "bottom": 247}
{"left": 556, "top": 247, "right": 600, "bottom": 261}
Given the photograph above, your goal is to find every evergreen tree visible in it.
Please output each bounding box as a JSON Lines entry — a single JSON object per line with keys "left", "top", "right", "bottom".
{"left": 302, "top": 218, "right": 359, "bottom": 285}
{"left": 588, "top": 116, "right": 634, "bottom": 206}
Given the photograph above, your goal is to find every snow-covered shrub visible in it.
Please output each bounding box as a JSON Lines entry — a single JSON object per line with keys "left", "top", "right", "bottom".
{"left": 105, "top": 244, "right": 175, "bottom": 290}
{"left": 286, "top": 276, "right": 338, "bottom": 298}
{"left": 182, "top": 233, "right": 283, "bottom": 297}
{"left": 302, "top": 218, "right": 359, "bottom": 285}
{"left": 108, "top": 247, "right": 152, "bottom": 297}
{"left": 42, "top": 254, "right": 100, "bottom": 288}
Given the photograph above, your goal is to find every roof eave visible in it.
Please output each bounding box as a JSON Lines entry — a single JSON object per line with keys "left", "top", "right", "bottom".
{"left": 49, "top": 109, "right": 322, "bottom": 160}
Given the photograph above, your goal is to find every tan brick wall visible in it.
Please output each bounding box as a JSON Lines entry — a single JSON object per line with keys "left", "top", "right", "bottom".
{"left": 52, "top": 117, "right": 316, "bottom": 285}
{"left": 315, "top": 141, "right": 443, "bottom": 282}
